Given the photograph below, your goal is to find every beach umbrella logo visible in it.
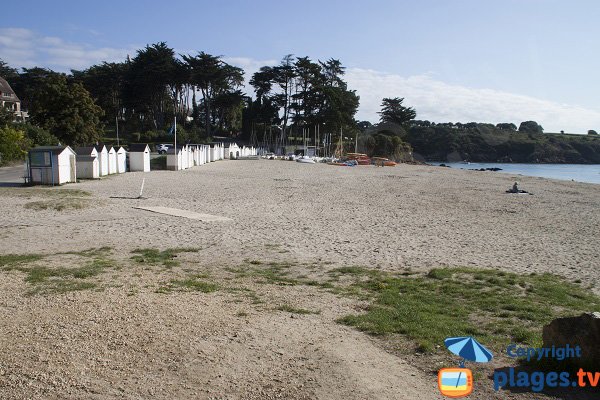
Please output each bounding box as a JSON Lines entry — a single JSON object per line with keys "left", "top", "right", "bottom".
{"left": 438, "top": 336, "right": 493, "bottom": 398}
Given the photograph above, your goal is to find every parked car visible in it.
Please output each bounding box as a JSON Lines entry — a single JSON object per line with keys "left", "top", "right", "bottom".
{"left": 156, "top": 144, "right": 171, "bottom": 154}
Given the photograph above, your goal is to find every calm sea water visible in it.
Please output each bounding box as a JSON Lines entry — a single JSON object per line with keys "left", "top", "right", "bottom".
{"left": 430, "top": 162, "right": 600, "bottom": 184}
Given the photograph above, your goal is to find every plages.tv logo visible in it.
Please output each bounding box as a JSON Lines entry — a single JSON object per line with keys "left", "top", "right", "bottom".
{"left": 438, "top": 336, "right": 493, "bottom": 398}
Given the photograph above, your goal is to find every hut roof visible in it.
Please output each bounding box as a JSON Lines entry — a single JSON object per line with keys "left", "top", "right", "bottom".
{"left": 129, "top": 143, "right": 149, "bottom": 152}
{"left": 29, "top": 146, "right": 72, "bottom": 155}
{"left": 73, "top": 146, "right": 98, "bottom": 156}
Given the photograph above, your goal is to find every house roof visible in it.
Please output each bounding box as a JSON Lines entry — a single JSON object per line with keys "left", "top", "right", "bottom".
{"left": 94, "top": 144, "right": 107, "bottom": 152}
{"left": 29, "top": 146, "right": 74, "bottom": 155}
{"left": 73, "top": 146, "right": 98, "bottom": 156}
{"left": 129, "top": 143, "right": 149, "bottom": 152}
{"left": 0, "top": 76, "right": 20, "bottom": 102}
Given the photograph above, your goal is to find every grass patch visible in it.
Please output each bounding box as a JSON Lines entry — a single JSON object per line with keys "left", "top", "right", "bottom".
{"left": 0, "top": 253, "right": 43, "bottom": 268}
{"left": 60, "top": 247, "right": 113, "bottom": 257}
{"left": 24, "top": 197, "right": 93, "bottom": 211}
{"left": 277, "top": 304, "right": 320, "bottom": 315}
{"left": 27, "top": 280, "right": 97, "bottom": 295}
{"left": 228, "top": 262, "right": 299, "bottom": 286}
{"left": 338, "top": 267, "right": 600, "bottom": 353}
{"left": 4, "top": 257, "right": 113, "bottom": 295}
{"left": 0, "top": 188, "right": 91, "bottom": 198}
{"left": 130, "top": 247, "right": 201, "bottom": 267}
{"left": 157, "top": 275, "right": 218, "bottom": 293}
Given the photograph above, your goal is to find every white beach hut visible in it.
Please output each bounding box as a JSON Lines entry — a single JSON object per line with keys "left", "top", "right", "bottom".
{"left": 202, "top": 145, "right": 208, "bottom": 164}
{"left": 73, "top": 146, "right": 99, "bottom": 179}
{"left": 181, "top": 145, "right": 189, "bottom": 169}
{"left": 27, "top": 146, "right": 77, "bottom": 185}
{"left": 107, "top": 146, "right": 117, "bottom": 174}
{"left": 115, "top": 146, "right": 127, "bottom": 173}
{"left": 187, "top": 145, "right": 194, "bottom": 168}
{"left": 129, "top": 143, "right": 150, "bottom": 172}
{"left": 167, "top": 146, "right": 183, "bottom": 170}
{"left": 192, "top": 145, "right": 200, "bottom": 166}
{"left": 96, "top": 144, "right": 109, "bottom": 176}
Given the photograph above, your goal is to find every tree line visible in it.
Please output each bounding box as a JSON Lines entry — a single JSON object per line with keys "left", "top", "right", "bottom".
{"left": 1, "top": 43, "right": 360, "bottom": 150}
{"left": 1, "top": 46, "right": 598, "bottom": 165}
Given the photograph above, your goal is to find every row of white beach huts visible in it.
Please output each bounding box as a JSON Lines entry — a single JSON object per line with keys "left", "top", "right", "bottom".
{"left": 26, "top": 143, "right": 257, "bottom": 185}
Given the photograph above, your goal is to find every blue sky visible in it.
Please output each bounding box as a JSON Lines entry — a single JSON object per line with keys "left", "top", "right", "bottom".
{"left": 1, "top": 0, "right": 599, "bottom": 132}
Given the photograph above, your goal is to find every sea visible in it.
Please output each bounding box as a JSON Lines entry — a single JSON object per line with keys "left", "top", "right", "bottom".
{"left": 429, "top": 162, "right": 600, "bottom": 185}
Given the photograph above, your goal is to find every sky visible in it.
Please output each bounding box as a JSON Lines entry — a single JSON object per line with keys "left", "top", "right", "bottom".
{"left": 1, "top": 0, "right": 599, "bottom": 133}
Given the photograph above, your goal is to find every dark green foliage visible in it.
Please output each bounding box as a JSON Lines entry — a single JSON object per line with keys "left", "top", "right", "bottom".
{"left": 588, "top": 130, "right": 598, "bottom": 135}
{"left": 406, "top": 123, "right": 600, "bottom": 163}
{"left": 378, "top": 97, "right": 416, "bottom": 126}
{"left": 518, "top": 120, "right": 544, "bottom": 134}
{"left": 0, "top": 125, "right": 28, "bottom": 164}
{"left": 496, "top": 123, "right": 517, "bottom": 131}
{"left": 0, "top": 59, "right": 19, "bottom": 81}
{"left": 245, "top": 55, "right": 359, "bottom": 150}
{"left": 28, "top": 74, "right": 104, "bottom": 145}
{"left": 21, "top": 124, "right": 59, "bottom": 146}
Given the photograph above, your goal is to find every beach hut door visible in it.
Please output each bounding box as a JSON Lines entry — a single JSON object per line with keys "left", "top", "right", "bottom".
{"left": 70, "top": 155, "right": 76, "bottom": 182}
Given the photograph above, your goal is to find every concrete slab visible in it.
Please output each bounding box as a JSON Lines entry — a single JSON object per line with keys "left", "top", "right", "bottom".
{"left": 134, "top": 206, "right": 232, "bottom": 222}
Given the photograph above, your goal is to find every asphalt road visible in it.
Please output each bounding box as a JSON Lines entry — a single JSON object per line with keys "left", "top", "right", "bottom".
{"left": 0, "top": 164, "right": 26, "bottom": 187}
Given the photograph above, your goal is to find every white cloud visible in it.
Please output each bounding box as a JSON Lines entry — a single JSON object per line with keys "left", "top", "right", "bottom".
{"left": 1, "top": 28, "right": 598, "bottom": 132}
{"left": 0, "top": 28, "right": 133, "bottom": 70}
{"left": 346, "top": 68, "right": 600, "bottom": 133}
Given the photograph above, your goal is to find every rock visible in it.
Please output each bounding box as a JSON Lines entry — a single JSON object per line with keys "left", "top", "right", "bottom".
{"left": 542, "top": 312, "right": 600, "bottom": 368}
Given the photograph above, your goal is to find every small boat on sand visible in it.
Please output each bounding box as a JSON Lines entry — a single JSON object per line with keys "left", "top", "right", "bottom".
{"left": 296, "top": 156, "right": 316, "bottom": 164}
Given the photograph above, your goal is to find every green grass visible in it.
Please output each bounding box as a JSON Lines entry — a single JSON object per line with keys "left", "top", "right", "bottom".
{"left": 0, "top": 253, "right": 43, "bottom": 268}
{"left": 227, "top": 262, "right": 299, "bottom": 286}
{"left": 24, "top": 198, "right": 93, "bottom": 211}
{"left": 130, "top": 247, "right": 201, "bottom": 267}
{"left": 277, "top": 304, "right": 320, "bottom": 315}
{"left": 0, "top": 188, "right": 91, "bottom": 198}
{"left": 4, "top": 258, "right": 113, "bottom": 295}
{"left": 338, "top": 267, "right": 600, "bottom": 353}
{"left": 157, "top": 275, "right": 218, "bottom": 293}
{"left": 60, "top": 247, "right": 113, "bottom": 257}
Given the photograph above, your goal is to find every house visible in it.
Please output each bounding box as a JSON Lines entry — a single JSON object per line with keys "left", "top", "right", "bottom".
{"left": 28, "top": 146, "right": 77, "bottom": 185}
{"left": 0, "top": 76, "right": 28, "bottom": 120}
{"left": 107, "top": 146, "right": 117, "bottom": 174}
{"left": 95, "top": 144, "right": 109, "bottom": 176}
{"left": 129, "top": 143, "right": 150, "bottom": 172}
{"left": 73, "top": 147, "right": 99, "bottom": 179}
{"left": 115, "top": 146, "right": 127, "bottom": 173}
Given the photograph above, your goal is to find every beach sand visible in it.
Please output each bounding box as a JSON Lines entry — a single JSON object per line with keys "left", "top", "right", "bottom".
{"left": 0, "top": 160, "right": 598, "bottom": 399}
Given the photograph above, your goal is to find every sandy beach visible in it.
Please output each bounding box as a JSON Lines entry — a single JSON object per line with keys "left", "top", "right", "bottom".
{"left": 0, "top": 160, "right": 599, "bottom": 399}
